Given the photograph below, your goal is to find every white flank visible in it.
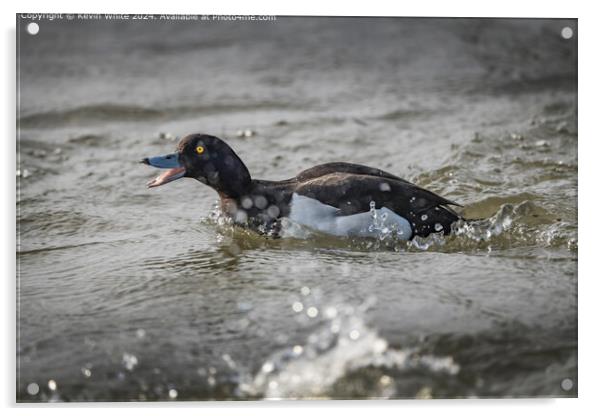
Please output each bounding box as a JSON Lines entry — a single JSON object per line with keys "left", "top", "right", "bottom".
{"left": 288, "top": 193, "right": 412, "bottom": 240}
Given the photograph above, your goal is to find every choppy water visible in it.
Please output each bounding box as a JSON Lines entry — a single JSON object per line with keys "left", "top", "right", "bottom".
{"left": 16, "top": 17, "right": 577, "bottom": 401}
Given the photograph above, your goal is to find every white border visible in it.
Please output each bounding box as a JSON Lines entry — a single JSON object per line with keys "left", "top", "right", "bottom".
{"left": 3, "top": 1, "right": 600, "bottom": 415}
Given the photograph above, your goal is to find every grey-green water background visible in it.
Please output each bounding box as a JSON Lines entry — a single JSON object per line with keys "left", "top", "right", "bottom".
{"left": 16, "top": 17, "right": 577, "bottom": 401}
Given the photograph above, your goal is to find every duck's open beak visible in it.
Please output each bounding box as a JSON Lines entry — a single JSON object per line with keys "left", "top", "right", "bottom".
{"left": 140, "top": 152, "right": 186, "bottom": 188}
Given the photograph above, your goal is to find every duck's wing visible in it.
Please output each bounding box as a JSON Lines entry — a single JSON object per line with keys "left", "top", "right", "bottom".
{"left": 294, "top": 162, "right": 412, "bottom": 184}
{"left": 293, "top": 173, "right": 461, "bottom": 237}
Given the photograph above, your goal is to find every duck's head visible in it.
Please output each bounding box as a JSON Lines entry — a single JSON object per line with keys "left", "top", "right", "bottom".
{"left": 142, "top": 134, "right": 252, "bottom": 197}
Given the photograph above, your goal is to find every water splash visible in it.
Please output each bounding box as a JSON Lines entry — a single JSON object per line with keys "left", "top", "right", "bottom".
{"left": 454, "top": 203, "right": 515, "bottom": 242}
{"left": 366, "top": 200, "right": 409, "bottom": 242}
{"left": 206, "top": 201, "right": 283, "bottom": 238}
{"left": 238, "top": 298, "right": 459, "bottom": 399}
{"left": 203, "top": 198, "right": 575, "bottom": 253}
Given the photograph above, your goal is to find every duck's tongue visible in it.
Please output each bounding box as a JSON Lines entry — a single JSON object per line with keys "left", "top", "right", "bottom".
{"left": 147, "top": 167, "right": 186, "bottom": 188}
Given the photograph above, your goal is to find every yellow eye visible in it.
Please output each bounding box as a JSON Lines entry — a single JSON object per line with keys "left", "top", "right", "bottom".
{"left": 196, "top": 146, "right": 205, "bottom": 154}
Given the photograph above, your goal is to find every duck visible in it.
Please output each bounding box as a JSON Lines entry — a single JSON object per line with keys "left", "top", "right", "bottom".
{"left": 141, "top": 134, "right": 462, "bottom": 240}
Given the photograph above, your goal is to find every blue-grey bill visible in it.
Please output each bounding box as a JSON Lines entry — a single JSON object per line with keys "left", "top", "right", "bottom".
{"left": 144, "top": 153, "right": 186, "bottom": 188}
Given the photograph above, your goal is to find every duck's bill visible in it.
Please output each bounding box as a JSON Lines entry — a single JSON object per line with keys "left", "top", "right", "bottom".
{"left": 141, "top": 153, "right": 186, "bottom": 188}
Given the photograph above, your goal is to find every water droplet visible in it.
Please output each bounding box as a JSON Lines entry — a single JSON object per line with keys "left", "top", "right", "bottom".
{"left": 434, "top": 223, "right": 443, "bottom": 232}
{"left": 561, "top": 378, "right": 573, "bottom": 391}
{"left": 158, "top": 131, "right": 175, "bottom": 141}
{"left": 241, "top": 197, "right": 253, "bottom": 209}
{"left": 27, "top": 22, "right": 40, "bottom": 35}
{"left": 222, "top": 354, "right": 236, "bottom": 369}
{"left": 254, "top": 195, "right": 268, "bottom": 209}
{"left": 410, "top": 197, "right": 416, "bottom": 203}
{"left": 235, "top": 209, "right": 248, "bottom": 223}
{"left": 373, "top": 339, "right": 388, "bottom": 353}
{"left": 561, "top": 26, "right": 573, "bottom": 39}
{"left": 168, "top": 388, "right": 178, "bottom": 399}
{"left": 267, "top": 205, "right": 280, "bottom": 218}
{"left": 136, "top": 328, "right": 146, "bottom": 339}
{"left": 292, "top": 301, "right": 303, "bottom": 313}
{"left": 262, "top": 362, "right": 275, "bottom": 373}
{"left": 48, "top": 379, "right": 57, "bottom": 391}
{"left": 349, "top": 329, "right": 360, "bottom": 340}
{"left": 324, "top": 306, "right": 338, "bottom": 319}
{"left": 122, "top": 353, "right": 138, "bottom": 371}
{"left": 16, "top": 168, "right": 31, "bottom": 178}
{"left": 421, "top": 214, "right": 428, "bottom": 221}
{"left": 81, "top": 367, "right": 92, "bottom": 378}
{"left": 26, "top": 383, "right": 39, "bottom": 395}
{"left": 292, "top": 345, "right": 304, "bottom": 355}
{"left": 306, "top": 306, "right": 319, "bottom": 318}
{"left": 300, "top": 286, "right": 311, "bottom": 296}
{"left": 379, "top": 375, "right": 392, "bottom": 386}
{"left": 379, "top": 182, "right": 391, "bottom": 192}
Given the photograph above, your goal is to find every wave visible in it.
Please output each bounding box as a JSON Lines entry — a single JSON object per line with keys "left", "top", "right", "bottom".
{"left": 18, "top": 101, "right": 299, "bottom": 128}
{"left": 237, "top": 298, "right": 459, "bottom": 399}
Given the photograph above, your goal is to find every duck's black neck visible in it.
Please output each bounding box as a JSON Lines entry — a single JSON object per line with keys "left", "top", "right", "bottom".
{"left": 206, "top": 154, "right": 252, "bottom": 199}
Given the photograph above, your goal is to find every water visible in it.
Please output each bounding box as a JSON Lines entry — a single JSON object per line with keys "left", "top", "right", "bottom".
{"left": 16, "top": 17, "right": 577, "bottom": 401}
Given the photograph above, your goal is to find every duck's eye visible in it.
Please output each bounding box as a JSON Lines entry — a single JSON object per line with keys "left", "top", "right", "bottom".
{"left": 195, "top": 146, "right": 205, "bottom": 155}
